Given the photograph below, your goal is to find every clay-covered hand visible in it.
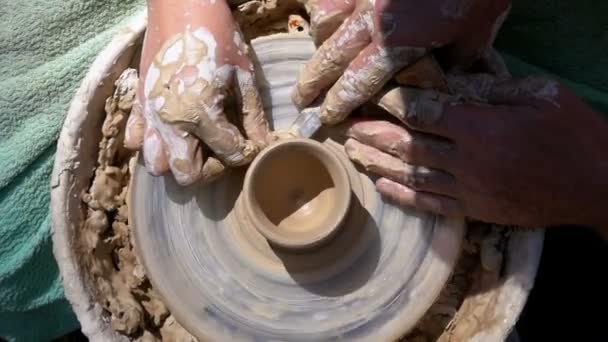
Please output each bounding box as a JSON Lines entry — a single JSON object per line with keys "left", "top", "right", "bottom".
{"left": 294, "top": 0, "right": 511, "bottom": 124}
{"left": 343, "top": 78, "right": 608, "bottom": 228}
{"left": 125, "top": 0, "right": 271, "bottom": 186}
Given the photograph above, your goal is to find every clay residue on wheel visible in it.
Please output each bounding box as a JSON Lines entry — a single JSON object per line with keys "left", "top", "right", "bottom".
{"left": 233, "top": 0, "right": 308, "bottom": 41}
{"left": 78, "top": 69, "right": 196, "bottom": 341}
{"left": 403, "top": 224, "right": 510, "bottom": 342}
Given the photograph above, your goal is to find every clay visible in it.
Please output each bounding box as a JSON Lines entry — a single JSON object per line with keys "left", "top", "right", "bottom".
{"left": 403, "top": 224, "right": 505, "bottom": 342}
{"left": 242, "top": 138, "right": 351, "bottom": 249}
{"left": 79, "top": 69, "right": 196, "bottom": 341}
{"left": 374, "top": 86, "right": 456, "bottom": 126}
{"left": 320, "top": 45, "right": 428, "bottom": 124}
{"left": 394, "top": 56, "right": 450, "bottom": 93}
{"left": 233, "top": 0, "right": 307, "bottom": 41}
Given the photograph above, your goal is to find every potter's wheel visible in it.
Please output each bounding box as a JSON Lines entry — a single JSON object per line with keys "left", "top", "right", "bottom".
{"left": 131, "top": 34, "right": 465, "bottom": 341}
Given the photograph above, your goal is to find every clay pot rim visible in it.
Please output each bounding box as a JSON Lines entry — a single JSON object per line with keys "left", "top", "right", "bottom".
{"left": 242, "top": 138, "right": 352, "bottom": 251}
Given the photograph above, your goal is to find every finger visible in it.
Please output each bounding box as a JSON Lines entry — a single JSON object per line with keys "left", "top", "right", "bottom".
{"left": 124, "top": 100, "right": 145, "bottom": 150}
{"left": 142, "top": 128, "right": 169, "bottom": 176}
{"left": 373, "top": 86, "right": 458, "bottom": 138}
{"left": 194, "top": 110, "right": 258, "bottom": 167}
{"left": 156, "top": 68, "right": 258, "bottom": 167}
{"left": 235, "top": 68, "right": 271, "bottom": 148}
{"left": 292, "top": 8, "right": 373, "bottom": 110}
{"left": 319, "top": 42, "right": 427, "bottom": 125}
{"left": 376, "top": 177, "right": 464, "bottom": 217}
{"left": 341, "top": 119, "right": 454, "bottom": 170}
{"left": 163, "top": 129, "right": 205, "bottom": 186}
{"left": 394, "top": 55, "right": 450, "bottom": 92}
{"left": 344, "top": 138, "right": 459, "bottom": 197}
{"left": 200, "top": 156, "right": 226, "bottom": 184}
{"left": 308, "top": 0, "right": 356, "bottom": 45}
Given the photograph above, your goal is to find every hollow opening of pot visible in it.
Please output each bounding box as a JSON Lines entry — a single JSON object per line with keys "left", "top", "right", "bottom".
{"left": 250, "top": 142, "right": 349, "bottom": 247}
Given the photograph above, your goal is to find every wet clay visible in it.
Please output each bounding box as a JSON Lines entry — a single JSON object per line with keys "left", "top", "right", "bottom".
{"left": 233, "top": 0, "right": 307, "bottom": 41}
{"left": 403, "top": 224, "right": 508, "bottom": 342}
{"left": 244, "top": 139, "right": 351, "bottom": 249}
{"left": 253, "top": 148, "right": 335, "bottom": 232}
{"left": 79, "top": 69, "right": 196, "bottom": 341}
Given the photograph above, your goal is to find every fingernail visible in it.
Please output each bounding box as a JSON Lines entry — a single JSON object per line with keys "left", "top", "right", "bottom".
{"left": 143, "top": 131, "right": 168, "bottom": 176}
{"left": 222, "top": 140, "right": 258, "bottom": 167}
{"left": 319, "top": 101, "right": 344, "bottom": 125}
{"left": 201, "top": 157, "right": 225, "bottom": 184}
{"left": 170, "top": 158, "right": 200, "bottom": 186}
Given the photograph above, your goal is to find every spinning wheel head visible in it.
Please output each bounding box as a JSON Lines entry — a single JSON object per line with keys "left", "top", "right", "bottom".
{"left": 243, "top": 138, "right": 352, "bottom": 250}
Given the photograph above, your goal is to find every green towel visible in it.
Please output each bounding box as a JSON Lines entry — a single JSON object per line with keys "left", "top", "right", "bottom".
{"left": 0, "top": 1, "right": 143, "bottom": 341}
{"left": 496, "top": 1, "right": 608, "bottom": 114}
{"left": 0, "top": 1, "right": 605, "bottom": 341}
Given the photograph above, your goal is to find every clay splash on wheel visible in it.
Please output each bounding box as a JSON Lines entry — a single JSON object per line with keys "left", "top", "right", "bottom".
{"left": 130, "top": 33, "right": 465, "bottom": 341}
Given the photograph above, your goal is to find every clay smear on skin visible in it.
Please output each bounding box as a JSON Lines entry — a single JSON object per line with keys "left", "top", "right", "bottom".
{"left": 144, "top": 27, "right": 256, "bottom": 171}
{"left": 323, "top": 45, "right": 426, "bottom": 124}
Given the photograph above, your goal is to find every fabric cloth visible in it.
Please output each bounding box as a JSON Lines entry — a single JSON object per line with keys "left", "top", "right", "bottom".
{"left": 0, "top": 1, "right": 605, "bottom": 341}
{"left": 496, "top": 1, "right": 608, "bottom": 114}
{"left": 0, "top": 1, "right": 143, "bottom": 341}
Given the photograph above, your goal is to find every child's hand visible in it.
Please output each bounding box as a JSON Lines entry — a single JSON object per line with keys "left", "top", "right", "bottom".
{"left": 125, "top": 0, "right": 271, "bottom": 185}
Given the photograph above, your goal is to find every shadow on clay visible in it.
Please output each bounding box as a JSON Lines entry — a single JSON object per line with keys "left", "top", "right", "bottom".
{"left": 272, "top": 194, "right": 382, "bottom": 298}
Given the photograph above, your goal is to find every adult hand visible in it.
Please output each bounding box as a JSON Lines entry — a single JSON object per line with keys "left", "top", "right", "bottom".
{"left": 294, "top": 0, "right": 511, "bottom": 124}
{"left": 342, "top": 77, "right": 608, "bottom": 228}
{"left": 125, "top": 0, "right": 271, "bottom": 185}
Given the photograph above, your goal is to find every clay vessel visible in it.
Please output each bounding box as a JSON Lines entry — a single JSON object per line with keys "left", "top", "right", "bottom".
{"left": 242, "top": 138, "right": 352, "bottom": 250}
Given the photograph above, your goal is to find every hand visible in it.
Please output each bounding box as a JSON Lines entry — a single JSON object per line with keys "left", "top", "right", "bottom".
{"left": 294, "top": 0, "right": 511, "bottom": 124}
{"left": 342, "top": 77, "right": 608, "bottom": 228}
{"left": 125, "top": 0, "right": 270, "bottom": 185}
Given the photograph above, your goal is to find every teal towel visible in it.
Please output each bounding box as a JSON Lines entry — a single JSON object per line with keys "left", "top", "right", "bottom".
{"left": 0, "top": 1, "right": 605, "bottom": 342}
{"left": 496, "top": 1, "right": 608, "bottom": 114}
{"left": 0, "top": 1, "right": 143, "bottom": 341}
